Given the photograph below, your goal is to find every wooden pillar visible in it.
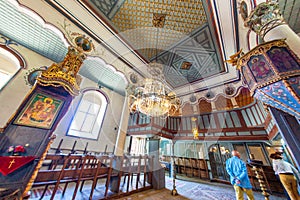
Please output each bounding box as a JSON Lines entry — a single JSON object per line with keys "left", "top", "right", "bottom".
{"left": 269, "top": 107, "right": 300, "bottom": 169}
{"left": 211, "top": 101, "right": 217, "bottom": 112}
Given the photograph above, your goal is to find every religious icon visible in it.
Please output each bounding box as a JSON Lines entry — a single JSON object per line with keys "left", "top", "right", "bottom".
{"left": 248, "top": 56, "right": 274, "bottom": 81}
{"left": 288, "top": 76, "right": 300, "bottom": 96}
{"left": 267, "top": 47, "right": 300, "bottom": 72}
{"left": 181, "top": 61, "right": 192, "bottom": 70}
{"left": 14, "top": 93, "right": 63, "bottom": 129}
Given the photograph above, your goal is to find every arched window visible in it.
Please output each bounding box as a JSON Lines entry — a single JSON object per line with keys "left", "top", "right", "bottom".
{"left": 67, "top": 89, "right": 108, "bottom": 140}
{"left": 0, "top": 45, "right": 25, "bottom": 90}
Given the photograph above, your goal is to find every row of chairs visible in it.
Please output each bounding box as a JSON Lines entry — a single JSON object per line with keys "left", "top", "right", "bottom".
{"left": 31, "top": 154, "right": 154, "bottom": 199}
{"left": 161, "top": 156, "right": 209, "bottom": 179}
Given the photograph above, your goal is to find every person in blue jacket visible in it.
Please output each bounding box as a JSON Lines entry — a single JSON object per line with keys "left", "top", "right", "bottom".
{"left": 226, "top": 150, "right": 255, "bottom": 200}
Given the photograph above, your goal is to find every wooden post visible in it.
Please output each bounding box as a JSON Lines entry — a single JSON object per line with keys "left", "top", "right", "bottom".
{"left": 55, "top": 139, "right": 63, "bottom": 154}
{"left": 70, "top": 140, "right": 77, "bottom": 154}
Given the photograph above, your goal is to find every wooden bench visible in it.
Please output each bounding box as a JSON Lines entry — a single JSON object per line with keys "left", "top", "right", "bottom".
{"left": 32, "top": 154, "right": 111, "bottom": 200}
{"left": 31, "top": 154, "right": 66, "bottom": 199}
{"left": 79, "top": 155, "right": 111, "bottom": 199}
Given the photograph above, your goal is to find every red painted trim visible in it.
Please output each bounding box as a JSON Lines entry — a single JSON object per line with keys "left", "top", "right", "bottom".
{"left": 268, "top": 125, "right": 278, "bottom": 140}
{"left": 0, "top": 44, "right": 26, "bottom": 68}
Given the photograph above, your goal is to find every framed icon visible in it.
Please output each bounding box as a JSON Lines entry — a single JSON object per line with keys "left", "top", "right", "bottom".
{"left": 14, "top": 93, "right": 64, "bottom": 129}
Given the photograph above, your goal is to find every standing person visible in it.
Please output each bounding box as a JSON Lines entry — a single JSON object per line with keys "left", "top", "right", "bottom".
{"left": 273, "top": 151, "right": 291, "bottom": 200}
{"left": 226, "top": 150, "right": 255, "bottom": 200}
{"left": 270, "top": 153, "right": 300, "bottom": 200}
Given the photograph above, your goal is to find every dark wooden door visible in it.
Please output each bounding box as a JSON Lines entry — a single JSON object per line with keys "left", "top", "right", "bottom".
{"left": 208, "top": 144, "right": 231, "bottom": 181}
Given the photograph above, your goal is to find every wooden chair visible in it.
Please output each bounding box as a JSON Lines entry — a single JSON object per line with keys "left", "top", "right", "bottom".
{"left": 173, "top": 156, "right": 179, "bottom": 174}
{"left": 105, "top": 155, "right": 125, "bottom": 194}
{"left": 119, "top": 155, "right": 132, "bottom": 193}
{"left": 198, "top": 159, "right": 209, "bottom": 179}
{"left": 128, "top": 155, "right": 142, "bottom": 191}
{"left": 191, "top": 158, "right": 199, "bottom": 177}
{"left": 144, "top": 155, "right": 154, "bottom": 187}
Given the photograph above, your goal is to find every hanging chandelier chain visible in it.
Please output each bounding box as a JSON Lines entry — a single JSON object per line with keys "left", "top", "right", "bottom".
{"left": 127, "top": 11, "right": 181, "bottom": 118}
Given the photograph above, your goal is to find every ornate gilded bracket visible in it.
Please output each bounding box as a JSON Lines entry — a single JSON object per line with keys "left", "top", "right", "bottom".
{"left": 37, "top": 33, "right": 94, "bottom": 96}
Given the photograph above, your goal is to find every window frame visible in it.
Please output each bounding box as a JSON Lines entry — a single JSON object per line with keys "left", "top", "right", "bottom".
{"left": 0, "top": 44, "right": 26, "bottom": 91}
{"left": 66, "top": 88, "right": 109, "bottom": 140}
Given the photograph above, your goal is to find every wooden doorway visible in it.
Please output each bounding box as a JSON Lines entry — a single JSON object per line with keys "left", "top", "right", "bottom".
{"left": 208, "top": 143, "right": 231, "bottom": 181}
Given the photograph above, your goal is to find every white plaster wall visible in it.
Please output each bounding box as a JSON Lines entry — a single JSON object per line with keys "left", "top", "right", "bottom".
{"left": 52, "top": 77, "right": 125, "bottom": 153}
{"left": 0, "top": 43, "right": 126, "bottom": 154}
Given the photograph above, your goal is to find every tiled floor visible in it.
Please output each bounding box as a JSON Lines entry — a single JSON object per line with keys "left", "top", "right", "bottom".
{"left": 29, "top": 174, "right": 287, "bottom": 200}
{"left": 114, "top": 175, "right": 287, "bottom": 200}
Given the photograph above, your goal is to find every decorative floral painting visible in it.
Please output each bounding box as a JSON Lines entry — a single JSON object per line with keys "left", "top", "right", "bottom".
{"left": 239, "top": 1, "right": 248, "bottom": 21}
{"left": 288, "top": 76, "right": 300, "bottom": 97}
{"left": 14, "top": 93, "right": 63, "bottom": 129}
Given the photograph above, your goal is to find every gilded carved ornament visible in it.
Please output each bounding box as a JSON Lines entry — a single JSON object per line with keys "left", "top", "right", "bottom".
{"left": 244, "top": 2, "right": 285, "bottom": 37}
{"left": 37, "top": 33, "right": 94, "bottom": 96}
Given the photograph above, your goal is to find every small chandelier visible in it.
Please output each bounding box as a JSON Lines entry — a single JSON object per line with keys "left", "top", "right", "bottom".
{"left": 128, "top": 63, "right": 181, "bottom": 118}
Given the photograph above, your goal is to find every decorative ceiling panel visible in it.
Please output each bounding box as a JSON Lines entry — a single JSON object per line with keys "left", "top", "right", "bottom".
{"left": 0, "top": 0, "right": 67, "bottom": 63}
{"left": 93, "top": 0, "right": 207, "bottom": 60}
{"left": 158, "top": 25, "right": 224, "bottom": 88}
{"left": 88, "top": 0, "right": 125, "bottom": 19}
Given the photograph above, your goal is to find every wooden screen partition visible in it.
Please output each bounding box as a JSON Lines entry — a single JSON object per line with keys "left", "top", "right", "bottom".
{"left": 173, "top": 157, "right": 209, "bottom": 179}
{"left": 127, "top": 102, "right": 269, "bottom": 141}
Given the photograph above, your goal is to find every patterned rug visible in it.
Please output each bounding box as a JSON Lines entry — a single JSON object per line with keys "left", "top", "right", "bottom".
{"left": 165, "top": 176, "right": 236, "bottom": 200}
{"left": 165, "top": 175, "right": 286, "bottom": 200}
{"left": 28, "top": 176, "right": 286, "bottom": 200}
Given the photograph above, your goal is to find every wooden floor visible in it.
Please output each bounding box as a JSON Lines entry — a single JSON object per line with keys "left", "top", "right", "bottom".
{"left": 29, "top": 174, "right": 287, "bottom": 200}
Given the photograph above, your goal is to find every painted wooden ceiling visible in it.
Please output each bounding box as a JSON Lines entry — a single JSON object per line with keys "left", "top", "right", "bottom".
{"left": 86, "top": 0, "right": 225, "bottom": 88}
{"left": 0, "top": 0, "right": 299, "bottom": 109}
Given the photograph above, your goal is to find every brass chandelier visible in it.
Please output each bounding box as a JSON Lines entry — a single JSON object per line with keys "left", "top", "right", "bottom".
{"left": 128, "top": 63, "right": 181, "bottom": 118}
{"left": 128, "top": 13, "right": 181, "bottom": 118}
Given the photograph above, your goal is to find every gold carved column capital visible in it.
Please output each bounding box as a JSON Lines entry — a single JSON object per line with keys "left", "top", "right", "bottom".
{"left": 245, "top": 2, "right": 286, "bottom": 38}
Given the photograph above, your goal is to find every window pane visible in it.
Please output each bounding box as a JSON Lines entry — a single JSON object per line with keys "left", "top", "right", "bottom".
{"left": 81, "top": 114, "right": 95, "bottom": 132}
{"left": 67, "top": 90, "right": 107, "bottom": 140}
{"left": 0, "top": 71, "right": 12, "bottom": 90}
{"left": 89, "top": 103, "right": 100, "bottom": 115}
{"left": 248, "top": 145, "right": 267, "bottom": 165}
{"left": 78, "top": 100, "right": 90, "bottom": 111}
{"left": 70, "top": 111, "right": 85, "bottom": 130}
